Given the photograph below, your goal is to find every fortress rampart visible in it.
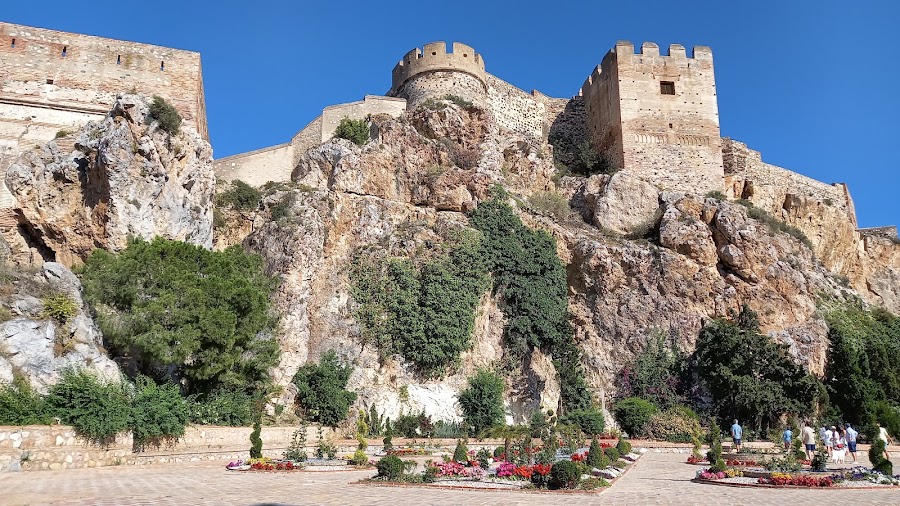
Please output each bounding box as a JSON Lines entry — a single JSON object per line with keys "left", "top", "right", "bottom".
{"left": 0, "top": 23, "right": 207, "bottom": 151}
{"left": 580, "top": 41, "right": 723, "bottom": 194}
{"left": 390, "top": 42, "right": 486, "bottom": 95}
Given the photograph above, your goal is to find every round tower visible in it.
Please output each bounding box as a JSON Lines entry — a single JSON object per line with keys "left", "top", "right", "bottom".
{"left": 390, "top": 42, "right": 487, "bottom": 108}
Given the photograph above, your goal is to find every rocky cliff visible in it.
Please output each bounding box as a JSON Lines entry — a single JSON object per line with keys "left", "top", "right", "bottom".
{"left": 5, "top": 94, "right": 214, "bottom": 267}
{"left": 214, "top": 99, "right": 890, "bottom": 422}
{"left": 0, "top": 261, "right": 120, "bottom": 393}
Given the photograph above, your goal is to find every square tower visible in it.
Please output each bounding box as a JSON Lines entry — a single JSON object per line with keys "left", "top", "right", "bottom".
{"left": 580, "top": 41, "right": 724, "bottom": 193}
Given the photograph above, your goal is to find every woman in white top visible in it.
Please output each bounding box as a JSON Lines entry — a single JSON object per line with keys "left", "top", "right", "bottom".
{"left": 823, "top": 426, "right": 835, "bottom": 456}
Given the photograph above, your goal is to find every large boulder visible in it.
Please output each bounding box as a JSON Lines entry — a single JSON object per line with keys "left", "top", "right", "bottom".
{"left": 6, "top": 94, "right": 214, "bottom": 266}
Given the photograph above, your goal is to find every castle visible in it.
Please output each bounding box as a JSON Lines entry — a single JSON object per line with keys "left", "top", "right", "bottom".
{"left": 0, "top": 23, "right": 894, "bottom": 240}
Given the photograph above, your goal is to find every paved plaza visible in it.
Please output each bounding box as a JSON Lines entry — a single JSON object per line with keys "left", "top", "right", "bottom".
{"left": 1, "top": 452, "right": 898, "bottom": 505}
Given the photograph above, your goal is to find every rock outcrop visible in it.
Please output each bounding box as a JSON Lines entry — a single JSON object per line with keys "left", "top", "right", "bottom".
{"left": 213, "top": 98, "right": 881, "bottom": 422}
{"left": 0, "top": 262, "right": 120, "bottom": 393}
{"left": 5, "top": 94, "right": 214, "bottom": 267}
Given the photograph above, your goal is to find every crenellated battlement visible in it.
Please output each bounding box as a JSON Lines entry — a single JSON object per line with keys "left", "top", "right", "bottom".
{"left": 390, "top": 41, "right": 486, "bottom": 95}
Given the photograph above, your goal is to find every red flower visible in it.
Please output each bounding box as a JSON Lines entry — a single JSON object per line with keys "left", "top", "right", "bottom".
{"left": 533, "top": 464, "right": 552, "bottom": 476}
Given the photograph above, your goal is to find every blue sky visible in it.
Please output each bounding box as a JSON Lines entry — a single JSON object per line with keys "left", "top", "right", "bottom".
{"left": 5, "top": 1, "right": 898, "bottom": 227}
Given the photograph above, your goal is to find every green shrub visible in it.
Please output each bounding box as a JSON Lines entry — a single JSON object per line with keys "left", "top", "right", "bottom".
{"left": 736, "top": 200, "right": 813, "bottom": 249}
{"left": 269, "top": 192, "right": 296, "bottom": 221}
{"left": 705, "top": 190, "right": 727, "bottom": 201}
{"left": 619, "top": 332, "right": 685, "bottom": 409}
{"left": 527, "top": 191, "right": 572, "bottom": 220}
{"left": 453, "top": 439, "right": 469, "bottom": 463}
{"left": 249, "top": 417, "right": 262, "bottom": 458}
{"left": 283, "top": 425, "right": 308, "bottom": 462}
{"left": 444, "top": 94, "right": 474, "bottom": 110}
{"left": 149, "top": 95, "right": 182, "bottom": 135}
{"left": 587, "top": 438, "right": 604, "bottom": 468}
{"left": 351, "top": 449, "right": 369, "bottom": 465}
{"left": 333, "top": 117, "right": 369, "bottom": 146}
{"left": 561, "top": 409, "right": 605, "bottom": 436}
{"left": 187, "top": 388, "right": 254, "bottom": 426}
{"left": 644, "top": 406, "right": 702, "bottom": 443}
{"left": 710, "top": 458, "right": 727, "bottom": 473}
{"left": 458, "top": 369, "right": 504, "bottom": 436}
{"left": 42, "top": 292, "right": 78, "bottom": 323}
{"left": 46, "top": 369, "right": 130, "bottom": 446}
{"left": 616, "top": 438, "right": 632, "bottom": 456}
{"left": 603, "top": 447, "right": 620, "bottom": 462}
{"left": 493, "top": 446, "right": 504, "bottom": 458}
{"left": 579, "top": 476, "right": 609, "bottom": 490}
{"left": 450, "top": 144, "right": 480, "bottom": 170}
{"left": 55, "top": 129, "right": 72, "bottom": 139}
{"left": 394, "top": 411, "right": 434, "bottom": 438}
{"left": 0, "top": 376, "right": 53, "bottom": 425}
{"left": 613, "top": 397, "right": 659, "bottom": 437}
{"left": 130, "top": 376, "right": 189, "bottom": 451}
{"left": 549, "top": 459, "right": 580, "bottom": 489}
{"left": 217, "top": 181, "right": 262, "bottom": 211}
{"left": 869, "top": 438, "right": 892, "bottom": 475}
{"left": 80, "top": 237, "right": 280, "bottom": 395}
{"left": 292, "top": 350, "right": 357, "bottom": 427}
{"left": 376, "top": 454, "right": 405, "bottom": 480}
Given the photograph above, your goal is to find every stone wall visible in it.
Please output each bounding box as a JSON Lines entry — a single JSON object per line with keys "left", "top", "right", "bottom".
{"left": 0, "top": 424, "right": 341, "bottom": 472}
{"left": 213, "top": 143, "right": 295, "bottom": 187}
{"left": 722, "top": 138, "right": 853, "bottom": 215}
{"left": 0, "top": 23, "right": 207, "bottom": 168}
{"left": 859, "top": 226, "right": 899, "bottom": 240}
{"left": 394, "top": 71, "right": 487, "bottom": 110}
{"left": 581, "top": 41, "right": 723, "bottom": 194}
{"left": 390, "top": 42, "right": 485, "bottom": 95}
{"left": 485, "top": 75, "right": 547, "bottom": 140}
{"left": 320, "top": 96, "right": 407, "bottom": 142}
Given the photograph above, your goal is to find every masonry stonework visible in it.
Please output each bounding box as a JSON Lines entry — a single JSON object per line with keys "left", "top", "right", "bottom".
{"left": 0, "top": 22, "right": 207, "bottom": 165}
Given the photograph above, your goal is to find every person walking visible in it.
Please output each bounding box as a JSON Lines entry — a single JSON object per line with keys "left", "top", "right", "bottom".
{"left": 782, "top": 426, "right": 793, "bottom": 450}
{"left": 730, "top": 419, "right": 743, "bottom": 453}
{"left": 845, "top": 423, "right": 859, "bottom": 463}
{"left": 824, "top": 425, "right": 835, "bottom": 457}
{"left": 801, "top": 421, "right": 817, "bottom": 461}
{"left": 878, "top": 422, "right": 892, "bottom": 460}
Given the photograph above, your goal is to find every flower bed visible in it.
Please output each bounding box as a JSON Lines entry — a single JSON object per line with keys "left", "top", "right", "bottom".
{"left": 695, "top": 466, "right": 900, "bottom": 489}
{"left": 226, "top": 458, "right": 303, "bottom": 471}
{"left": 759, "top": 473, "right": 834, "bottom": 487}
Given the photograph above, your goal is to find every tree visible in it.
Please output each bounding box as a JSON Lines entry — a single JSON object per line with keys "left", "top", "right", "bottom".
{"left": 612, "top": 397, "right": 658, "bottom": 437}
{"left": 292, "top": 351, "right": 357, "bottom": 427}
{"left": 458, "top": 369, "right": 505, "bottom": 435}
{"left": 618, "top": 332, "right": 685, "bottom": 409}
{"left": 333, "top": 117, "right": 369, "bottom": 146}
{"left": 80, "top": 237, "right": 280, "bottom": 395}
{"left": 693, "top": 305, "right": 821, "bottom": 432}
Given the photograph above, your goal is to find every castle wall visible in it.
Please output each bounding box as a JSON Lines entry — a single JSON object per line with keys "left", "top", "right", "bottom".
{"left": 214, "top": 142, "right": 294, "bottom": 186}
{"left": 722, "top": 138, "right": 852, "bottom": 214}
{"left": 395, "top": 71, "right": 487, "bottom": 109}
{"left": 582, "top": 41, "right": 723, "bottom": 193}
{"left": 391, "top": 42, "right": 485, "bottom": 96}
{"left": 0, "top": 22, "right": 207, "bottom": 170}
{"left": 485, "top": 75, "right": 546, "bottom": 139}
{"left": 320, "top": 96, "right": 406, "bottom": 142}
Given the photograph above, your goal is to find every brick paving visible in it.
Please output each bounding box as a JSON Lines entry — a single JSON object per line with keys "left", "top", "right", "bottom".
{"left": 1, "top": 452, "right": 897, "bottom": 505}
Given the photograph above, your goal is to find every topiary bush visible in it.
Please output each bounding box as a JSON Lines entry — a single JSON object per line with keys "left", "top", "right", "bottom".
{"left": 587, "top": 437, "right": 604, "bottom": 468}
{"left": 645, "top": 406, "right": 702, "bottom": 443}
{"left": 458, "top": 369, "right": 504, "bottom": 435}
{"left": 149, "top": 95, "right": 182, "bottom": 135}
{"left": 46, "top": 369, "right": 131, "bottom": 446}
{"left": 604, "top": 447, "right": 620, "bottom": 462}
{"left": 869, "top": 439, "right": 893, "bottom": 475}
{"left": 334, "top": 117, "right": 369, "bottom": 146}
{"left": 249, "top": 416, "right": 262, "bottom": 459}
{"left": 376, "top": 454, "right": 405, "bottom": 480}
{"left": 351, "top": 449, "right": 369, "bottom": 466}
{"left": 130, "top": 376, "right": 189, "bottom": 451}
{"left": 453, "top": 439, "right": 469, "bottom": 463}
{"left": 616, "top": 438, "right": 632, "bottom": 456}
{"left": 549, "top": 459, "right": 580, "bottom": 489}
{"left": 613, "top": 397, "right": 659, "bottom": 437}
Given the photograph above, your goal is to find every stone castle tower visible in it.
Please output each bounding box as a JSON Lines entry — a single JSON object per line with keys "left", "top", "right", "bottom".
{"left": 580, "top": 41, "right": 723, "bottom": 194}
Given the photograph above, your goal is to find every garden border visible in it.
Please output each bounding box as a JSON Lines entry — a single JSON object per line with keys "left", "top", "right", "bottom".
{"left": 691, "top": 478, "right": 898, "bottom": 491}
{"left": 350, "top": 453, "right": 645, "bottom": 495}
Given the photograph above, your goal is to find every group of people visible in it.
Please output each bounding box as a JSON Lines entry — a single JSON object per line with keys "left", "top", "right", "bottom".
{"left": 728, "top": 418, "right": 894, "bottom": 465}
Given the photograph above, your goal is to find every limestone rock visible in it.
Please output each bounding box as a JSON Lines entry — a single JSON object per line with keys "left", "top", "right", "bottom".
{"left": 586, "top": 171, "right": 661, "bottom": 236}
{"left": 0, "top": 262, "right": 120, "bottom": 392}
{"left": 6, "top": 94, "right": 214, "bottom": 266}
